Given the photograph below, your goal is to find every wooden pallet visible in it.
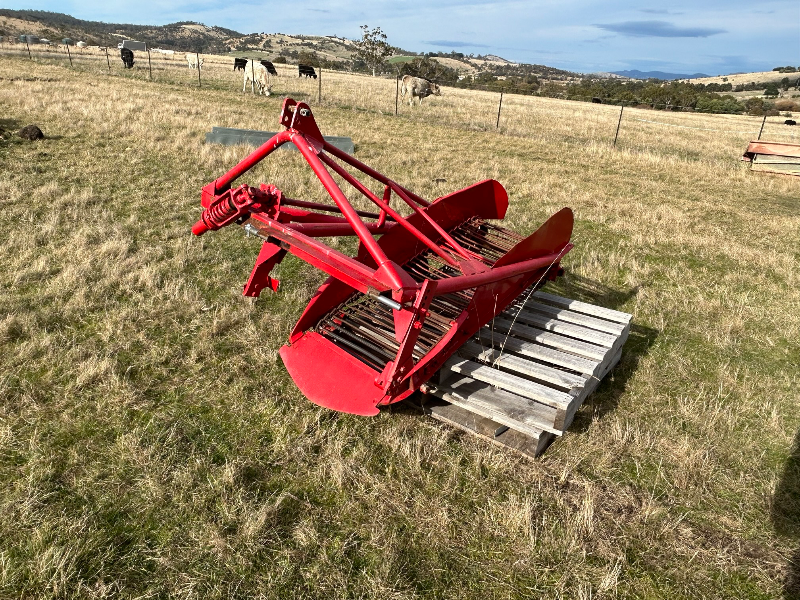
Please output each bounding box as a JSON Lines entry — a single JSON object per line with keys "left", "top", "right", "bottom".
{"left": 423, "top": 290, "right": 632, "bottom": 458}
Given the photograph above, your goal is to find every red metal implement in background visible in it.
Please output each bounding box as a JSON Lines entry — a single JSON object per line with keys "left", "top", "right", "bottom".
{"left": 193, "top": 98, "right": 573, "bottom": 416}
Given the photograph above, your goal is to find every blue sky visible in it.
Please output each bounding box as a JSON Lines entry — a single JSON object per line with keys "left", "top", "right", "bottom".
{"left": 5, "top": 0, "right": 799, "bottom": 74}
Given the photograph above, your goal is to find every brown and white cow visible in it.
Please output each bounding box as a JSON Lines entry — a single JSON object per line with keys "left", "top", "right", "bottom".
{"left": 400, "top": 75, "right": 441, "bottom": 106}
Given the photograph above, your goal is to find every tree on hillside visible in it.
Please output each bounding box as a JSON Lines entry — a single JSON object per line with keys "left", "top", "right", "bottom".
{"left": 352, "top": 25, "right": 392, "bottom": 76}
{"left": 399, "top": 57, "right": 458, "bottom": 85}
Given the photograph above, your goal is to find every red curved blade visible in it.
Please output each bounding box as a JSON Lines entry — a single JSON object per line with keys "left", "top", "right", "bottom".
{"left": 493, "top": 207, "right": 573, "bottom": 268}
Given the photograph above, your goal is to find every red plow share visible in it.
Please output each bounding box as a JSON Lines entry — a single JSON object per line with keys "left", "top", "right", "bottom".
{"left": 193, "top": 99, "right": 575, "bottom": 417}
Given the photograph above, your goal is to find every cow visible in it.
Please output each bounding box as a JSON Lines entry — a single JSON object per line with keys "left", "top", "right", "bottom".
{"left": 261, "top": 60, "right": 278, "bottom": 76}
{"left": 786, "top": 119, "right": 797, "bottom": 126}
{"left": 591, "top": 97, "right": 602, "bottom": 104}
{"left": 120, "top": 48, "right": 134, "bottom": 69}
{"left": 233, "top": 57, "right": 248, "bottom": 71}
{"left": 243, "top": 60, "right": 272, "bottom": 96}
{"left": 186, "top": 54, "right": 204, "bottom": 70}
{"left": 400, "top": 75, "right": 441, "bottom": 106}
{"left": 298, "top": 64, "right": 317, "bottom": 78}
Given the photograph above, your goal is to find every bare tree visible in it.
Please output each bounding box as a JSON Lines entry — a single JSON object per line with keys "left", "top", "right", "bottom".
{"left": 352, "top": 25, "right": 393, "bottom": 77}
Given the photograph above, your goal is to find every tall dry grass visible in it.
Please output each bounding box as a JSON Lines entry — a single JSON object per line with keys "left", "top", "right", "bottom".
{"left": 0, "top": 54, "right": 798, "bottom": 599}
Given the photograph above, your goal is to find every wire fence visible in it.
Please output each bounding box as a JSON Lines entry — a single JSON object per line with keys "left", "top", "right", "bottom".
{"left": 2, "top": 40, "right": 798, "bottom": 161}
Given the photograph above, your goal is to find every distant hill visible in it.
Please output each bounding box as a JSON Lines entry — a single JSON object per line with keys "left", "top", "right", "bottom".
{"left": 0, "top": 9, "right": 586, "bottom": 82}
{"left": 612, "top": 69, "right": 710, "bottom": 80}
{"left": 0, "top": 9, "right": 242, "bottom": 53}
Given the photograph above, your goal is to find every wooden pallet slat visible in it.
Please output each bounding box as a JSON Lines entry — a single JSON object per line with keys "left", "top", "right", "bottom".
{"left": 445, "top": 357, "right": 574, "bottom": 411}
{"left": 426, "top": 401, "right": 554, "bottom": 459}
{"left": 492, "top": 317, "right": 608, "bottom": 361}
{"left": 434, "top": 375, "right": 563, "bottom": 436}
{"left": 475, "top": 329, "right": 601, "bottom": 376}
{"left": 511, "top": 309, "right": 619, "bottom": 348}
{"left": 458, "top": 341, "right": 588, "bottom": 391}
{"left": 521, "top": 300, "right": 627, "bottom": 335}
{"left": 532, "top": 291, "right": 633, "bottom": 324}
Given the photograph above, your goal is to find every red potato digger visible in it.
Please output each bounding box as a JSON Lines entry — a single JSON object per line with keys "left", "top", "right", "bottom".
{"left": 192, "top": 99, "right": 574, "bottom": 417}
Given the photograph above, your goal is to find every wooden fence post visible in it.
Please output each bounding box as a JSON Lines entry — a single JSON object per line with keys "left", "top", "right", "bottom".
{"left": 66, "top": 44, "right": 72, "bottom": 67}
{"left": 757, "top": 114, "right": 767, "bottom": 140}
{"left": 496, "top": 91, "right": 504, "bottom": 129}
{"left": 105, "top": 47, "right": 111, "bottom": 72}
{"left": 25, "top": 39, "right": 32, "bottom": 60}
{"left": 395, "top": 77, "right": 399, "bottom": 115}
{"left": 318, "top": 67, "right": 322, "bottom": 102}
{"left": 613, "top": 104, "right": 624, "bottom": 147}
{"left": 147, "top": 48, "right": 152, "bottom": 80}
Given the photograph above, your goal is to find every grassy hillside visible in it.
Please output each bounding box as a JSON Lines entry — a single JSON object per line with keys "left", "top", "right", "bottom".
{"left": 0, "top": 9, "right": 240, "bottom": 53}
{"left": 0, "top": 54, "right": 799, "bottom": 599}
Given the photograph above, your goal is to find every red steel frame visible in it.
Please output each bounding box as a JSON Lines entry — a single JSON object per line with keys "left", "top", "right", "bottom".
{"left": 193, "top": 98, "right": 574, "bottom": 416}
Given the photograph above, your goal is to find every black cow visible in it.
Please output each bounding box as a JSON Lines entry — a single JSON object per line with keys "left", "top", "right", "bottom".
{"left": 120, "top": 48, "right": 134, "bottom": 69}
{"left": 298, "top": 64, "right": 317, "bottom": 78}
{"left": 233, "top": 57, "right": 247, "bottom": 71}
{"left": 591, "top": 97, "right": 602, "bottom": 104}
{"left": 786, "top": 119, "right": 797, "bottom": 126}
{"left": 261, "top": 60, "right": 278, "bottom": 76}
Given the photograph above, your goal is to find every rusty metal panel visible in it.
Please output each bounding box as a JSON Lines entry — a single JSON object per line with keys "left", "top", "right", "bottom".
{"left": 742, "top": 140, "right": 800, "bottom": 162}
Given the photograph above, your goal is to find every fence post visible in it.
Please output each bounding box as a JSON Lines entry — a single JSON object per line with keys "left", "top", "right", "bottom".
{"left": 613, "top": 103, "right": 625, "bottom": 147}
{"left": 395, "top": 77, "right": 399, "bottom": 115}
{"left": 25, "top": 39, "right": 32, "bottom": 60}
{"left": 250, "top": 59, "right": 255, "bottom": 95}
{"left": 757, "top": 114, "right": 767, "bottom": 140}
{"left": 318, "top": 67, "right": 322, "bottom": 102}
{"left": 496, "top": 91, "right": 504, "bottom": 129}
{"left": 147, "top": 48, "right": 152, "bottom": 80}
{"left": 66, "top": 44, "right": 72, "bottom": 67}
{"left": 196, "top": 52, "right": 201, "bottom": 87}
{"left": 105, "top": 47, "right": 111, "bottom": 72}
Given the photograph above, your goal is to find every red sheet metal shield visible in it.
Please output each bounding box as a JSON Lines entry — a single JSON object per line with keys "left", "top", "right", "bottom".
{"left": 280, "top": 332, "right": 382, "bottom": 416}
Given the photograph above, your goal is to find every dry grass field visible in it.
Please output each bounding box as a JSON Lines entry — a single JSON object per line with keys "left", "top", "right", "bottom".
{"left": 0, "top": 51, "right": 799, "bottom": 599}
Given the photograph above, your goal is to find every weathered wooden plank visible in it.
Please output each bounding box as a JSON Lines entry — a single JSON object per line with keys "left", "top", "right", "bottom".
{"left": 520, "top": 300, "right": 627, "bottom": 335}
{"left": 508, "top": 308, "right": 618, "bottom": 347}
{"left": 432, "top": 375, "right": 562, "bottom": 436}
{"left": 445, "top": 357, "right": 574, "bottom": 410}
{"left": 753, "top": 154, "right": 800, "bottom": 165}
{"left": 475, "top": 328, "right": 601, "bottom": 376}
{"left": 492, "top": 317, "right": 608, "bottom": 361}
{"left": 458, "top": 341, "right": 588, "bottom": 391}
{"left": 532, "top": 291, "right": 633, "bottom": 324}
{"left": 426, "top": 400, "right": 553, "bottom": 459}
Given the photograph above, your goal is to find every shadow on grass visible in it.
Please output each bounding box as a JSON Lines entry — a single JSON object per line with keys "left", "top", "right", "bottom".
{"left": 548, "top": 273, "right": 658, "bottom": 432}
{"left": 0, "top": 117, "right": 22, "bottom": 137}
{"left": 772, "top": 429, "right": 800, "bottom": 598}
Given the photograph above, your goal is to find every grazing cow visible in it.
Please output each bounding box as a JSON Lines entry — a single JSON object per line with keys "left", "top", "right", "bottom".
{"left": 243, "top": 60, "right": 272, "bottom": 96}
{"left": 400, "top": 75, "right": 441, "bottom": 106}
{"left": 298, "top": 64, "right": 317, "bottom": 78}
{"left": 591, "top": 97, "right": 602, "bottom": 104}
{"left": 233, "top": 57, "right": 248, "bottom": 71}
{"left": 261, "top": 60, "right": 278, "bottom": 76}
{"left": 186, "top": 54, "right": 204, "bottom": 70}
{"left": 120, "top": 48, "right": 134, "bottom": 69}
{"left": 786, "top": 119, "right": 797, "bottom": 126}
